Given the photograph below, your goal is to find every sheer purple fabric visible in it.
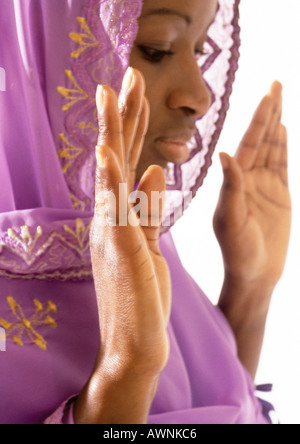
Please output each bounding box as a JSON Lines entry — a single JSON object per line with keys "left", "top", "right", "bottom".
{"left": 0, "top": 0, "right": 271, "bottom": 424}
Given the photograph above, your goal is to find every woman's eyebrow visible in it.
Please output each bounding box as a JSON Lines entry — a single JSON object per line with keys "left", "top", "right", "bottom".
{"left": 141, "top": 8, "right": 192, "bottom": 26}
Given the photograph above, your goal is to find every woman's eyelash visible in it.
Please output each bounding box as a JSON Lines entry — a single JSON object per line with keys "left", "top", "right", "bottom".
{"left": 196, "top": 49, "right": 207, "bottom": 56}
{"left": 195, "top": 49, "right": 209, "bottom": 60}
{"left": 138, "top": 45, "right": 174, "bottom": 63}
{"left": 138, "top": 45, "right": 208, "bottom": 64}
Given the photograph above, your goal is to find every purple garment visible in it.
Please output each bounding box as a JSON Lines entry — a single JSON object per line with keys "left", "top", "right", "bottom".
{"left": 0, "top": 0, "right": 270, "bottom": 424}
{"left": 0, "top": 231, "right": 267, "bottom": 424}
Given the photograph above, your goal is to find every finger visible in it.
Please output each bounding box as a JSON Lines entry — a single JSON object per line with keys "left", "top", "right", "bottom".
{"left": 96, "top": 85, "right": 125, "bottom": 178}
{"left": 94, "top": 144, "right": 125, "bottom": 226}
{"left": 270, "top": 81, "right": 283, "bottom": 120}
{"left": 128, "top": 97, "right": 150, "bottom": 193}
{"left": 219, "top": 152, "right": 244, "bottom": 195}
{"left": 119, "top": 68, "right": 146, "bottom": 173}
{"left": 135, "top": 165, "right": 166, "bottom": 255}
{"left": 255, "top": 81, "right": 282, "bottom": 168}
{"left": 266, "top": 123, "right": 282, "bottom": 174}
{"left": 279, "top": 125, "right": 289, "bottom": 186}
{"left": 214, "top": 153, "right": 246, "bottom": 235}
{"left": 236, "top": 95, "right": 273, "bottom": 171}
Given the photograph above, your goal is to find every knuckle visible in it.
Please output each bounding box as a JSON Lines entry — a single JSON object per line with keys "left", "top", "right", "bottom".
{"left": 97, "top": 122, "right": 123, "bottom": 142}
{"left": 122, "top": 95, "right": 143, "bottom": 120}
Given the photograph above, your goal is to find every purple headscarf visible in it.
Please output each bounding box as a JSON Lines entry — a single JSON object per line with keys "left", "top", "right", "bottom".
{"left": 0, "top": 0, "right": 271, "bottom": 425}
{"left": 0, "top": 0, "right": 240, "bottom": 280}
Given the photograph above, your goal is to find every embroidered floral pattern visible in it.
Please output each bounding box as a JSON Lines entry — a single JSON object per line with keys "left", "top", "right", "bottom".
{"left": 57, "top": 0, "right": 141, "bottom": 212}
{"left": 5, "top": 225, "right": 43, "bottom": 261}
{"left": 0, "top": 296, "right": 58, "bottom": 350}
{"left": 0, "top": 218, "right": 92, "bottom": 280}
{"left": 69, "top": 17, "right": 99, "bottom": 59}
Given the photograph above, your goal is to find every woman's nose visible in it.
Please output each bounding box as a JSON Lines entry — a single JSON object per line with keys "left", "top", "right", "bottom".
{"left": 167, "top": 59, "right": 212, "bottom": 119}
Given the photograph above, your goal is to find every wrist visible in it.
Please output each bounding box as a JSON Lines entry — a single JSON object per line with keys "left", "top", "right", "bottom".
{"left": 221, "top": 272, "right": 274, "bottom": 302}
{"left": 218, "top": 274, "right": 274, "bottom": 381}
{"left": 219, "top": 273, "right": 274, "bottom": 324}
{"left": 74, "top": 355, "right": 160, "bottom": 424}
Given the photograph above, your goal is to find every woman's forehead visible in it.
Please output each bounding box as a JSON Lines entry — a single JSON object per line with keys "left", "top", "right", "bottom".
{"left": 139, "top": 0, "right": 218, "bottom": 32}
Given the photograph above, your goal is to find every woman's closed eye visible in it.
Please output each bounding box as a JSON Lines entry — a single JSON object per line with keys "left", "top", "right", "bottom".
{"left": 195, "top": 48, "right": 208, "bottom": 61}
{"left": 137, "top": 45, "right": 208, "bottom": 64}
{"left": 137, "top": 45, "right": 174, "bottom": 64}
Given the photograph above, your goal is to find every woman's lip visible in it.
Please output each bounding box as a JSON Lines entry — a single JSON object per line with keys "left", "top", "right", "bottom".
{"left": 155, "top": 138, "right": 191, "bottom": 164}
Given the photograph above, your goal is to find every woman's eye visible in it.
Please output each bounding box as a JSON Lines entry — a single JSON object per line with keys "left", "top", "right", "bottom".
{"left": 138, "top": 45, "right": 174, "bottom": 63}
{"left": 195, "top": 49, "right": 208, "bottom": 61}
{"left": 137, "top": 45, "right": 208, "bottom": 64}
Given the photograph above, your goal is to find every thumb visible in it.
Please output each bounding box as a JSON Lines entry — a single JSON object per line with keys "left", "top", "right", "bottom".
{"left": 135, "top": 165, "right": 166, "bottom": 253}
{"left": 219, "top": 152, "right": 244, "bottom": 194}
{"left": 214, "top": 152, "right": 245, "bottom": 237}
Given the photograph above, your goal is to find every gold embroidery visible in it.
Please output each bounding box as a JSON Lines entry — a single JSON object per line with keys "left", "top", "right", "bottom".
{"left": 69, "top": 17, "right": 99, "bottom": 59}
{"left": 63, "top": 218, "right": 91, "bottom": 251}
{"left": 0, "top": 218, "right": 91, "bottom": 269}
{"left": 57, "top": 70, "right": 89, "bottom": 111}
{"left": 7, "top": 225, "right": 43, "bottom": 255}
{"left": 78, "top": 120, "right": 98, "bottom": 136}
{"left": 58, "top": 133, "right": 84, "bottom": 174}
{"left": 0, "top": 268, "right": 93, "bottom": 281}
{"left": 0, "top": 297, "right": 58, "bottom": 350}
{"left": 70, "top": 193, "right": 85, "bottom": 210}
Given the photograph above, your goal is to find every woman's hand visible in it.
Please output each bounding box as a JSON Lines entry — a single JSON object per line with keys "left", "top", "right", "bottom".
{"left": 74, "top": 68, "right": 171, "bottom": 424}
{"left": 213, "top": 82, "right": 291, "bottom": 379}
{"left": 214, "top": 81, "right": 291, "bottom": 289}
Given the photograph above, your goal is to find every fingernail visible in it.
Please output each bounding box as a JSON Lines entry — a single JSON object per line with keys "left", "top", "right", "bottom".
{"left": 119, "top": 67, "right": 134, "bottom": 105}
{"left": 95, "top": 145, "right": 106, "bottom": 168}
{"left": 122, "top": 67, "right": 135, "bottom": 92}
{"left": 96, "top": 84, "right": 106, "bottom": 112}
{"left": 119, "top": 67, "right": 135, "bottom": 109}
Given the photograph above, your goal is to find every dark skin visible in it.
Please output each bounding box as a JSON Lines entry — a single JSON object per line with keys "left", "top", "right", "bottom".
{"left": 215, "top": 84, "right": 291, "bottom": 378}
{"left": 74, "top": 0, "right": 291, "bottom": 423}
{"left": 130, "top": 0, "right": 216, "bottom": 180}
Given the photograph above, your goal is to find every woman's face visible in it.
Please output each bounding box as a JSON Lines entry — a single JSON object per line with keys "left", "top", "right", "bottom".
{"left": 130, "top": 0, "right": 218, "bottom": 180}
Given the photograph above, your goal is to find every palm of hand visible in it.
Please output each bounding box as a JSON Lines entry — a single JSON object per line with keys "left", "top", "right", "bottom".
{"left": 92, "top": 69, "right": 171, "bottom": 375}
{"left": 214, "top": 82, "right": 291, "bottom": 287}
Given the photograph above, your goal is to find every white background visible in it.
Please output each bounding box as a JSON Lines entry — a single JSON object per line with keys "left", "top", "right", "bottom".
{"left": 172, "top": 0, "right": 300, "bottom": 424}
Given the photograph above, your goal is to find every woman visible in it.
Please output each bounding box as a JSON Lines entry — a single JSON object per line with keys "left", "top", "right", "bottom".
{"left": 0, "top": 0, "right": 291, "bottom": 424}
